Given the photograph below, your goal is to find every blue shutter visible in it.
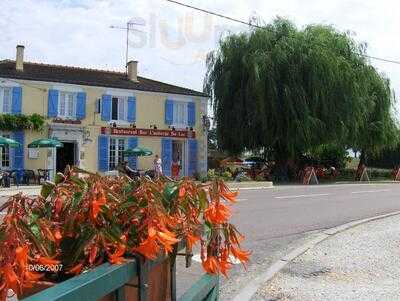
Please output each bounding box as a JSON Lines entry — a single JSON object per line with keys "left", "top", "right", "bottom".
{"left": 12, "top": 131, "right": 24, "bottom": 183}
{"left": 101, "top": 94, "right": 112, "bottom": 121}
{"left": 98, "top": 135, "right": 109, "bottom": 172}
{"left": 165, "top": 99, "right": 174, "bottom": 125}
{"left": 187, "top": 102, "right": 195, "bottom": 127}
{"left": 11, "top": 87, "right": 22, "bottom": 115}
{"left": 48, "top": 89, "right": 59, "bottom": 118}
{"left": 161, "top": 138, "right": 172, "bottom": 176}
{"left": 127, "top": 96, "right": 136, "bottom": 123}
{"left": 127, "top": 137, "right": 138, "bottom": 169}
{"left": 76, "top": 92, "right": 86, "bottom": 120}
{"left": 188, "top": 139, "right": 198, "bottom": 177}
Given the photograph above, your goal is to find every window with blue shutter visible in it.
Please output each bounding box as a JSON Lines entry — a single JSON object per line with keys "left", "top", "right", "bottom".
{"left": 12, "top": 131, "right": 24, "bottom": 183}
{"left": 161, "top": 138, "right": 172, "bottom": 176}
{"left": 188, "top": 139, "right": 197, "bottom": 176}
{"left": 187, "top": 102, "right": 195, "bottom": 127}
{"left": 101, "top": 94, "right": 112, "bottom": 121}
{"left": 127, "top": 96, "right": 136, "bottom": 123}
{"left": 127, "top": 137, "right": 138, "bottom": 169}
{"left": 165, "top": 99, "right": 174, "bottom": 125}
{"left": 48, "top": 89, "right": 59, "bottom": 118}
{"left": 76, "top": 92, "right": 86, "bottom": 120}
{"left": 11, "top": 87, "right": 22, "bottom": 115}
{"left": 98, "top": 135, "right": 109, "bottom": 172}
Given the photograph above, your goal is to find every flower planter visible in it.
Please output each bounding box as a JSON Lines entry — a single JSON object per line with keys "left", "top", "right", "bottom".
{"left": 22, "top": 255, "right": 174, "bottom": 301}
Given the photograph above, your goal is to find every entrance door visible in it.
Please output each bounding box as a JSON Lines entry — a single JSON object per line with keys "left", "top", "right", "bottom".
{"left": 172, "top": 140, "right": 185, "bottom": 177}
{"left": 56, "top": 142, "right": 76, "bottom": 173}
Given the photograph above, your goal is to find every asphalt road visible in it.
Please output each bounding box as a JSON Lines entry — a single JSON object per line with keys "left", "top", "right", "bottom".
{"left": 176, "top": 183, "right": 400, "bottom": 299}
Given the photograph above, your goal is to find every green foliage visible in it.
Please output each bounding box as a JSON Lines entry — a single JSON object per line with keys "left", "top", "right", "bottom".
{"left": 0, "top": 113, "right": 45, "bottom": 131}
{"left": 368, "top": 144, "right": 400, "bottom": 169}
{"left": 207, "top": 169, "right": 217, "bottom": 180}
{"left": 204, "top": 17, "right": 397, "bottom": 165}
{"left": 221, "top": 170, "right": 232, "bottom": 180}
{"left": 310, "top": 144, "right": 350, "bottom": 168}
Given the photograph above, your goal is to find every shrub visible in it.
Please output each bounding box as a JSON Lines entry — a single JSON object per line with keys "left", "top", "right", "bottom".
{"left": 311, "top": 144, "right": 349, "bottom": 169}
{"left": 221, "top": 170, "right": 232, "bottom": 180}
{"left": 207, "top": 169, "right": 217, "bottom": 180}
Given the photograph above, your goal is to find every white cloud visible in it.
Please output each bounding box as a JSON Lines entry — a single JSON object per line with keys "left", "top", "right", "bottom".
{"left": 0, "top": 0, "right": 399, "bottom": 105}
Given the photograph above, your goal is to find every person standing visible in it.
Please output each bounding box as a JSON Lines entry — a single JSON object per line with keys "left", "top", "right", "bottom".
{"left": 153, "top": 154, "right": 163, "bottom": 179}
{"left": 171, "top": 153, "right": 181, "bottom": 180}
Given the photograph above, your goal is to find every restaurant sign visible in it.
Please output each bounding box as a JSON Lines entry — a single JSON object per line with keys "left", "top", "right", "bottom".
{"left": 101, "top": 127, "right": 195, "bottom": 138}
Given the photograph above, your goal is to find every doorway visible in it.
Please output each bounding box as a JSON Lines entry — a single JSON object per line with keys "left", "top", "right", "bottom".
{"left": 172, "top": 140, "right": 186, "bottom": 177}
{"left": 56, "top": 142, "right": 76, "bottom": 173}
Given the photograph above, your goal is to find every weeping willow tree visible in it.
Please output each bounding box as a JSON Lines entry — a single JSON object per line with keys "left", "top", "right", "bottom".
{"left": 204, "top": 18, "right": 397, "bottom": 178}
{"left": 351, "top": 66, "right": 398, "bottom": 168}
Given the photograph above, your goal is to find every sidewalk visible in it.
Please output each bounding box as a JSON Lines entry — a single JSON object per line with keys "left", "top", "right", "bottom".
{"left": 0, "top": 185, "right": 41, "bottom": 197}
{"left": 257, "top": 214, "right": 400, "bottom": 300}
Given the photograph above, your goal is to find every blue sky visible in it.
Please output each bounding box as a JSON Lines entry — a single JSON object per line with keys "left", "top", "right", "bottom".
{"left": 0, "top": 0, "right": 399, "bottom": 108}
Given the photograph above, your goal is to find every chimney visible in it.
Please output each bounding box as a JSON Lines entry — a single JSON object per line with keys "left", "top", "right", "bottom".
{"left": 16, "top": 45, "right": 25, "bottom": 71}
{"left": 127, "top": 60, "right": 138, "bottom": 82}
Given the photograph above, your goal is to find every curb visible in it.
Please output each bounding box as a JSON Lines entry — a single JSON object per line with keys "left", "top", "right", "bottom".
{"left": 0, "top": 186, "right": 41, "bottom": 197}
{"left": 232, "top": 210, "right": 400, "bottom": 301}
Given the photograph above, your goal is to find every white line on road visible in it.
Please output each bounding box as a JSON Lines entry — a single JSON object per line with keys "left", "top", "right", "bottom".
{"left": 351, "top": 189, "right": 391, "bottom": 194}
{"left": 237, "top": 198, "right": 248, "bottom": 202}
{"left": 275, "top": 193, "right": 331, "bottom": 199}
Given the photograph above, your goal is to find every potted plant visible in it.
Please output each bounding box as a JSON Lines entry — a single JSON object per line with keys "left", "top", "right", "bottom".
{"left": 0, "top": 167, "right": 249, "bottom": 300}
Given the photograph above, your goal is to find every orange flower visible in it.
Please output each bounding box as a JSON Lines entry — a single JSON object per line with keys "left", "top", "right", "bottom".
{"left": 219, "top": 248, "right": 232, "bottom": 277}
{"left": 15, "top": 245, "right": 29, "bottom": 270}
{"left": 54, "top": 229, "right": 62, "bottom": 241}
{"left": 230, "top": 245, "right": 250, "bottom": 264}
{"left": 3, "top": 264, "right": 19, "bottom": 295}
{"left": 108, "top": 243, "right": 126, "bottom": 264}
{"left": 91, "top": 193, "right": 107, "bottom": 220}
{"left": 178, "top": 186, "right": 186, "bottom": 198}
{"left": 134, "top": 238, "right": 159, "bottom": 260}
{"left": 219, "top": 181, "right": 238, "bottom": 203}
{"left": 36, "top": 256, "right": 61, "bottom": 266}
{"left": 157, "top": 231, "right": 179, "bottom": 254}
{"left": 204, "top": 202, "right": 231, "bottom": 224}
{"left": 202, "top": 256, "right": 219, "bottom": 274}
{"left": 54, "top": 196, "right": 63, "bottom": 215}
{"left": 89, "top": 245, "right": 98, "bottom": 265}
{"left": 186, "top": 232, "right": 200, "bottom": 250}
{"left": 66, "top": 263, "right": 83, "bottom": 275}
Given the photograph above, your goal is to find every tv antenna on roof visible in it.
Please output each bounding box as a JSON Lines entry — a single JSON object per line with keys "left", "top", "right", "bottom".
{"left": 110, "top": 19, "right": 145, "bottom": 75}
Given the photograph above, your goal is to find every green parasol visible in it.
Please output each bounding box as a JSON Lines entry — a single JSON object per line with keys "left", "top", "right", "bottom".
{"left": 123, "top": 146, "right": 153, "bottom": 157}
{"left": 28, "top": 138, "right": 63, "bottom": 148}
{"left": 0, "top": 136, "right": 21, "bottom": 148}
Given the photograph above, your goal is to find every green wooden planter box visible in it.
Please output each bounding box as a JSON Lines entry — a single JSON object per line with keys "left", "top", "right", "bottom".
{"left": 21, "top": 255, "right": 219, "bottom": 301}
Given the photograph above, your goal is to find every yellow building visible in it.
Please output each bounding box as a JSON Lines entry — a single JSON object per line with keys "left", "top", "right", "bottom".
{"left": 0, "top": 45, "right": 209, "bottom": 180}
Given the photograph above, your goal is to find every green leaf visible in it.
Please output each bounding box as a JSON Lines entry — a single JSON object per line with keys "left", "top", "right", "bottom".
{"left": 54, "top": 172, "right": 65, "bottom": 184}
{"left": 198, "top": 189, "right": 208, "bottom": 210}
{"left": 70, "top": 192, "right": 83, "bottom": 211}
{"left": 41, "top": 182, "right": 55, "bottom": 198}
{"left": 204, "top": 221, "right": 212, "bottom": 240}
{"left": 163, "top": 183, "right": 178, "bottom": 204}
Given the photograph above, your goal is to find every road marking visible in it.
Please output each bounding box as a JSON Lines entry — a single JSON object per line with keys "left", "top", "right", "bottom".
{"left": 351, "top": 189, "right": 390, "bottom": 194}
{"left": 237, "top": 198, "right": 248, "bottom": 202}
{"left": 275, "top": 193, "right": 331, "bottom": 199}
{"left": 237, "top": 186, "right": 273, "bottom": 190}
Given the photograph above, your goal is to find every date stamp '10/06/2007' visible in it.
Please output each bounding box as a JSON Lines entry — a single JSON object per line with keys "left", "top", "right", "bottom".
{"left": 28, "top": 264, "right": 63, "bottom": 272}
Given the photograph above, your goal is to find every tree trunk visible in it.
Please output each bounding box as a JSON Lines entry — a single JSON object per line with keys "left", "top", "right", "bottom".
{"left": 358, "top": 150, "right": 367, "bottom": 170}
